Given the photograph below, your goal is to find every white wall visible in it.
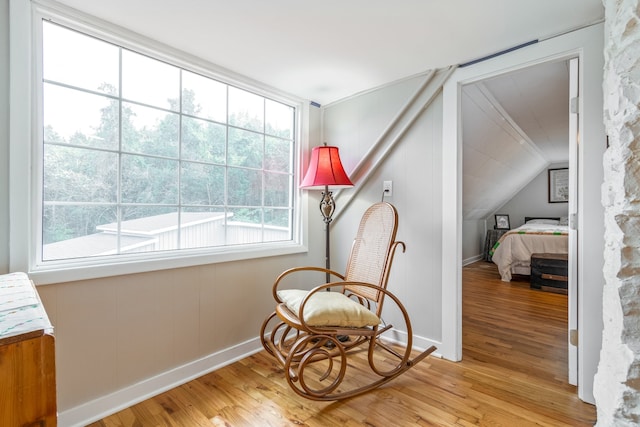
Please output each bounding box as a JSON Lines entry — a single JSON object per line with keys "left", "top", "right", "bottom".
{"left": 0, "top": 0, "right": 8, "bottom": 274}
{"left": 462, "top": 219, "right": 485, "bottom": 264}
{"left": 323, "top": 73, "right": 444, "bottom": 346}
{"left": 489, "top": 162, "right": 570, "bottom": 229}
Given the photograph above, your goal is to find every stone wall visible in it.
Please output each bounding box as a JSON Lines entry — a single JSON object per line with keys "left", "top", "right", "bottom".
{"left": 595, "top": 1, "right": 640, "bottom": 425}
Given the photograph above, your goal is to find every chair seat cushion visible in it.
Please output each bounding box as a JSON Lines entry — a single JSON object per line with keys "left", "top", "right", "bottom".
{"left": 277, "top": 289, "right": 380, "bottom": 327}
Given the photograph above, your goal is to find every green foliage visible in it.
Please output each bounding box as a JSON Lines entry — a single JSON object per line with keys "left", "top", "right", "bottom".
{"left": 43, "top": 79, "right": 294, "bottom": 249}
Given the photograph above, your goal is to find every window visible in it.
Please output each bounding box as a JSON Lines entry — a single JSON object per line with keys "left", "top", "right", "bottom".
{"left": 34, "top": 17, "right": 299, "bottom": 269}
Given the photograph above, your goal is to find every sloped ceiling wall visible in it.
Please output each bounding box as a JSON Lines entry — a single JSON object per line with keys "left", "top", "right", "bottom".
{"left": 462, "top": 60, "right": 570, "bottom": 220}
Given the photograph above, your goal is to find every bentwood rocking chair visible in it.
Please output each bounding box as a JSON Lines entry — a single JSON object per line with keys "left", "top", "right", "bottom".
{"left": 259, "top": 202, "right": 436, "bottom": 400}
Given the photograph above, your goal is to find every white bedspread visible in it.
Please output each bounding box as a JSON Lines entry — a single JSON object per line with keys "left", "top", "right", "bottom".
{"left": 490, "top": 224, "right": 568, "bottom": 282}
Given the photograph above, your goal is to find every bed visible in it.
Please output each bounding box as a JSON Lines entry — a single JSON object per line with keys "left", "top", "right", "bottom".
{"left": 490, "top": 217, "right": 568, "bottom": 282}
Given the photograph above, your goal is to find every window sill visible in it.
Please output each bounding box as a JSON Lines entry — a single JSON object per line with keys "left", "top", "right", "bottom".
{"left": 29, "top": 243, "right": 308, "bottom": 285}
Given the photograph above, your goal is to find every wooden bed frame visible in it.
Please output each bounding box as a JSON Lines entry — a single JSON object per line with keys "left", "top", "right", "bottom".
{"left": 524, "top": 216, "right": 560, "bottom": 223}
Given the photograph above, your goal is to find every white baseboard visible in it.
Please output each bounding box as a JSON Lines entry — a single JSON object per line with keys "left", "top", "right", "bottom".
{"left": 383, "top": 328, "right": 443, "bottom": 359}
{"left": 58, "top": 337, "right": 263, "bottom": 427}
{"left": 462, "top": 254, "right": 483, "bottom": 266}
{"left": 412, "top": 333, "right": 442, "bottom": 358}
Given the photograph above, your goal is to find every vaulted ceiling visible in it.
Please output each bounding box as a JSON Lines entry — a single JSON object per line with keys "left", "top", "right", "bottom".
{"left": 462, "top": 59, "right": 571, "bottom": 219}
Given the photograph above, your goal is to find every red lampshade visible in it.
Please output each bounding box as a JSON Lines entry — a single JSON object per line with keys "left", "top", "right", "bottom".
{"left": 300, "top": 145, "right": 354, "bottom": 189}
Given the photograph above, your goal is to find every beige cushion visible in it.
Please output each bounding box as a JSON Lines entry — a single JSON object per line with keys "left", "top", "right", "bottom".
{"left": 277, "top": 289, "right": 380, "bottom": 327}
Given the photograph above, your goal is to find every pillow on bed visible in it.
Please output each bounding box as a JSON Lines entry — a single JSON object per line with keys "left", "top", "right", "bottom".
{"left": 559, "top": 216, "right": 569, "bottom": 226}
{"left": 277, "top": 289, "right": 380, "bottom": 327}
{"left": 526, "top": 219, "right": 560, "bottom": 225}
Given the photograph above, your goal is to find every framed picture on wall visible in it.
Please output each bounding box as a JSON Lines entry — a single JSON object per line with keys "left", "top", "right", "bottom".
{"left": 495, "top": 214, "right": 510, "bottom": 230}
{"left": 549, "top": 168, "right": 569, "bottom": 203}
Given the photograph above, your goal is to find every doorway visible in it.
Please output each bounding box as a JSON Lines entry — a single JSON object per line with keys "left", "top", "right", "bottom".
{"left": 440, "top": 22, "right": 605, "bottom": 404}
{"left": 460, "top": 58, "right": 577, "bottom": 384}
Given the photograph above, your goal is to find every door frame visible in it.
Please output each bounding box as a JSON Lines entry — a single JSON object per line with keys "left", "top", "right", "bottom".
{"left": 441, "top": 23, "right": 605, "bottom": 404}
{"left": 568, "top": 57, "right": 579, "bottom": 386}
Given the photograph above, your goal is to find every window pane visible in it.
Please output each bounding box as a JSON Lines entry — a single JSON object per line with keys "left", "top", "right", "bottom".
{"left": 265, "top": 136, "right": 292, "bottom": 173}
{"left": 121, "top": 155, "right": 179, "bottom": 204}
{"left": 180, "top": 208, "right": 228, "bottom": 249}
{"left": 228, "top": 128, "right": 263, "bottom": 169}
{"left": 265, "top": 99, "right": 294, "bottom": 139}
{"left": 44, "top": 83, "right": 118, "bottom": 149}
{"left": 264, "top": 208, "right": 292, "bottom": 242}
{"left": 119, "top": 206, "right": 178, "bottom": 252}
{"left": 265, "top": 208, "right": 292, "bottom": 228}
{"left": 122, "top": 102, "right": 179, "bottom": 157}
{"left": 43, "top": 21, "right": 119, "bottom": 96}
{"left": 39, "top": 18, "right": 296, "bottom": 266}
{"left": 181, "top": 162, "right": 225, "bottom": 205}
{"left": 182, "top": 71, "right": 227, "bottom": 123}
{"left": 227, "top": 207, "right": 263, "bottom": 244}
{"left": 44, "top": 145, "right": 117, "bottom": 203}
{"left": 181, "top": 117, "right": 226, "bottom": 164}
{"left": 264, "top": 172, "right": 290, "bottom": 207}
{"left": 229, "top": 86, "right": 264, "bottom": 132}
{"left": 122, "top": 50, "right": 180, "bottom": 110}
{"left": 228, "top": 167, "right": 261, "bottom": 206}
{"left": 42, "top": 205, "right": 118, "bottom": 260}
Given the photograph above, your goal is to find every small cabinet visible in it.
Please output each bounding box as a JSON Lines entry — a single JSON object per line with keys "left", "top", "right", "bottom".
{"left": 0, "top": 272, "right": 56, "bottom": 426}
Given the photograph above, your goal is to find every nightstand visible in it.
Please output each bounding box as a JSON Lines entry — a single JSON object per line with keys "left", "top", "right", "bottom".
{"left": 484, "top": 229, "right": 508, "bottom": 262}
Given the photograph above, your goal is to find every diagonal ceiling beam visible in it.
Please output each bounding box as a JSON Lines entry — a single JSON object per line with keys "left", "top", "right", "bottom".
{"left": 332, "top": 65, "right": 458, "bottom": 221}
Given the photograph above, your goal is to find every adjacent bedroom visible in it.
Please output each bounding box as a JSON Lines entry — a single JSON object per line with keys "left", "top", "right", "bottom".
{"left": 461, "top": 58, "right": 573, "bottom": 291}
{"left": 460, "top": 57, "right": 575, "bottom": 387}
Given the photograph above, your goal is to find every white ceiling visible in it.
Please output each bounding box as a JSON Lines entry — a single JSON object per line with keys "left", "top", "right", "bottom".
{"left": 462, "top": 71, "right": 551, "bottom": 220}
{"left": 53, "top": 0, "right": 603, "bottom": 106}
{"left": 480, "top": 60, "right": 571, "bottom": 163}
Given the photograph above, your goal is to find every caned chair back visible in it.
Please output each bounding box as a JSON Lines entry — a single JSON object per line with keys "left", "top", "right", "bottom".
{"left": 343, "top": 203, "right": 399, "bottom": 310}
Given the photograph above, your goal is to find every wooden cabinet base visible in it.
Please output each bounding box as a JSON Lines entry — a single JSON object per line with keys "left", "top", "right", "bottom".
{"left": 0, "top": 273, "right": 57, "bottom": 427}
{"left": 0, "top": 332, "right": 57, "bottom": 426}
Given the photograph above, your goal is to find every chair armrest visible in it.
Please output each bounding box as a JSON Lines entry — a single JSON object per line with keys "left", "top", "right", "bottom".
{"left": 272, "top": 266, "right": 345, "bottom": 303}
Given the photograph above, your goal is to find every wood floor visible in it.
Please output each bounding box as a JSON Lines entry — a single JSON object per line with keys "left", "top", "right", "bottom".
{"left": 89, "top": 262, "right": 596, "bottom": 426}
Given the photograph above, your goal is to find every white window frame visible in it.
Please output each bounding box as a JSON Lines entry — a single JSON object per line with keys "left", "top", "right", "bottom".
{"left": 9, "top": 0, "right": 309, "bottom": 285}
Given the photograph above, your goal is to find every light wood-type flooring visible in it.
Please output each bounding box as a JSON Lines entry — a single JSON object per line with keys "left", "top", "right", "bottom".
{"left": 89, "top": 261, "right": 596, "bottom": 426}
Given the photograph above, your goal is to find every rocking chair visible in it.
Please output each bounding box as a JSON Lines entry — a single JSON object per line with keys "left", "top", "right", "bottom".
{"left": 259, "top": 202, "right": 436, "bottom": 400}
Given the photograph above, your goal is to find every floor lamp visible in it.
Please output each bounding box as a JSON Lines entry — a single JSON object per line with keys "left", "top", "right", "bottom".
{"left": 300, "top": 144, "right": 354, "bottom": 283}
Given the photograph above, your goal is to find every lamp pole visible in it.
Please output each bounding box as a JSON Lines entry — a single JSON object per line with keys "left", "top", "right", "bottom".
{"left": 320, "top": 185, "right": 335, "bottom": 283}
